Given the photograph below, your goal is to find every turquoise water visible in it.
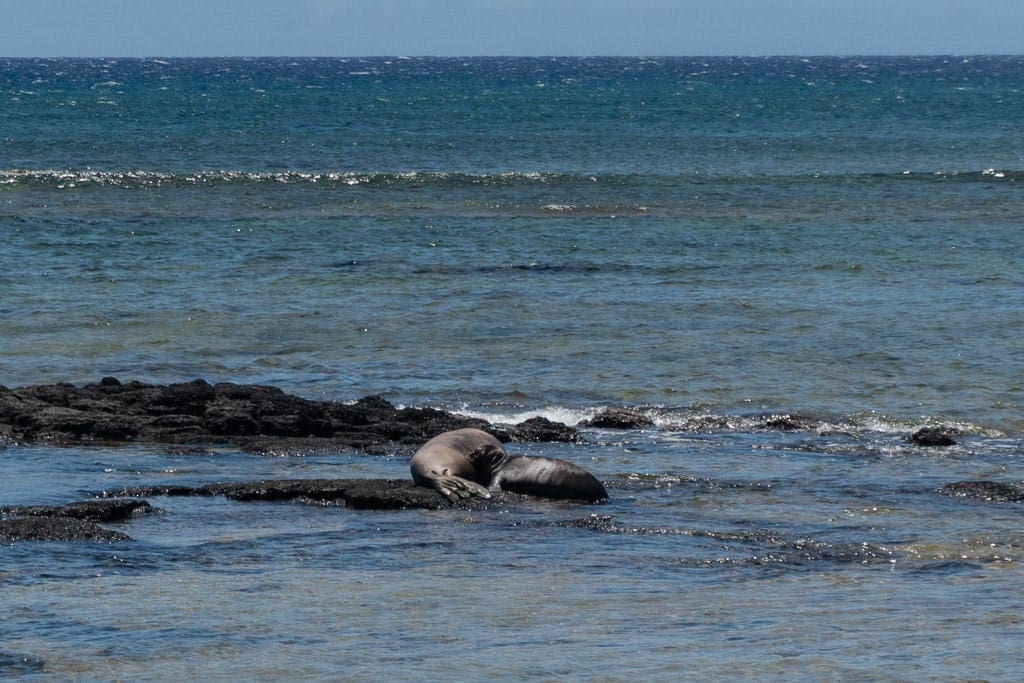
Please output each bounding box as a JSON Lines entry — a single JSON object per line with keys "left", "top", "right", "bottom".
{"left": 2, "top": 57, "right": 1024, "bottom": 680}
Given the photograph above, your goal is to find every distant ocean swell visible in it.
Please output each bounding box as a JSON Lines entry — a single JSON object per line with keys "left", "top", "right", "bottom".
{"left": 1, "top": 168, "right": 1019, "bottom": 189}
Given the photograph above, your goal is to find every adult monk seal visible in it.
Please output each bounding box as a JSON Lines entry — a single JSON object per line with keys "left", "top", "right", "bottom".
{"left": 411, "top": 428, "right": 607, "bottom": 502}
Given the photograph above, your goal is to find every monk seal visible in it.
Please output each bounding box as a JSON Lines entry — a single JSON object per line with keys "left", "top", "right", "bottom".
{"left": 410, "top": 428, "right": 607, "bottom": 503}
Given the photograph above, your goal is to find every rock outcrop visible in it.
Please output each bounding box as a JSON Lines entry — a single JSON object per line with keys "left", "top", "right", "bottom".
{"left": 0, "top": 378, "right": 580, "bottom": 452}
{"left": 580, "top": 408, "right": 654, "bottom": 429}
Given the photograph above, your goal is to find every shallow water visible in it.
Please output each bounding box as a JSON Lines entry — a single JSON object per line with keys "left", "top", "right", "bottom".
{"left": 3, "top": 424, "right": 1024, "bottom": 680}
{"left": 3, "top": 56, "right": 1024, "bottom": 679}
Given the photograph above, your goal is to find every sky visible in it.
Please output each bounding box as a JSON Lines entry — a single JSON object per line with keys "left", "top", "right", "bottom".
{"left": 1, "top": 0, "right": 1022, "bottom": 58}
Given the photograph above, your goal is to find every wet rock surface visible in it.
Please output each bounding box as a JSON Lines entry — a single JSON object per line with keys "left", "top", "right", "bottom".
{"left": 494, "top": 416, "right": 583, "bottom": 443}
{"left": 910, "top": 427, "right": 958, "bottom": 447}
{"left": 579, "top": 408, "right": 654, "bottom": 429}
{"left": 0, "top": 378, "right": 579, "bottom": 451}
{"left": 106, "top": 479, "right": 448, "bottom": 510}
{"left": 0, "top": 499, "right": 156, "bottom": 542}
{"left": 104, "top": 477, "right": 594, "bottom": 511}
{"left": 0, "top": 516, "right": 131, "bottom": 542}
{"left": 755, "top": 413, "right": 816, "bottom": 431}
{"left": 938, "top": 480, "right": 1024, "bottom": 502}
{"left": 1, "top": 499, "right": 157, "bottom": 522}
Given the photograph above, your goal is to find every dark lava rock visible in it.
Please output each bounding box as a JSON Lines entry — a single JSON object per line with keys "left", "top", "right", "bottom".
{"left": 315, "top": 480, "right": 449, "bottom": 510}
{"left": 234, "top": 437, "right": 362, "bottom": 456}
{"left": 206, "top": 479, "right": 443, "bottom": 510}
{"left": 107, "top": 485, "right": 201, "bottom": 498}
{"left": 106, "top": 478, "right": 451, "bottom": 510}
{"left": 499, "top": 416, "right": 582, "bottom": 443}
{"left": 0, "top": 516, "right": 130, "bottom": 542}
{"left": 910, "top": 427, "right": 958, "bottom": 447}
{"left": 0, "top": 499, "right": 155, "bottom": 542}
{"left": 580, "top": 408, "right": 654, "bottom": 430}
{"left": 0, "top": 378, "right": 576, "bottom": 451}
{"left": 938, "top": 481, "right": 1024, "bottom": 502}
{"left": 550, "top": 514, "right": 618, "bottom": 531}
{"left": 757, "top": 414, "right": 815, "bottom": 431}
{"left": 1, "top": 499, "right": 156, "bottom": 522}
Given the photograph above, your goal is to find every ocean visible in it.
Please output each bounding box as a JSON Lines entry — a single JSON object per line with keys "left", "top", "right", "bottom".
{"left": 2, "top": 56, "right": 1024, "bottom": 680}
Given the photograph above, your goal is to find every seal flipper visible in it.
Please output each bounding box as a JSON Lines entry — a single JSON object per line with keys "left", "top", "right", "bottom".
{"left": 434, "top": 474, "right": 492, "bottom": 503}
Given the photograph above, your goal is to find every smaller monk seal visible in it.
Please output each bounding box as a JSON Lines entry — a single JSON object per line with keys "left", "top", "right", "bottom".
{"left": 411, "top": 428, "right": 607, "bottom": 503}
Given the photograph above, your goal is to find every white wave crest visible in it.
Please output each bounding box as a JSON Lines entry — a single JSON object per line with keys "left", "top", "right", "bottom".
{"left": 455, "top": 404, "right": 599, "bottom": 426}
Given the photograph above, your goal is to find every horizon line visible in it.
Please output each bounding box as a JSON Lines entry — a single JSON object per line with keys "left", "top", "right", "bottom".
{"left": 3, "top": 53, "right": 1022, "bottom": 60}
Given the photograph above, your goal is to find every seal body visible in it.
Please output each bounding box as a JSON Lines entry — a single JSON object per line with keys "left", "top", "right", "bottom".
{"left": 492, "top": 455, "right": 608, "bottom": 502}
{"left": 411, "top": 428, "right": 607, "bottom": 502}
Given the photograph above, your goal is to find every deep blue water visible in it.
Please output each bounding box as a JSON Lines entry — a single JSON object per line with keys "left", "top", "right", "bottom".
{"left": 2, "top": 57, "right": 1024, "bottom": 680}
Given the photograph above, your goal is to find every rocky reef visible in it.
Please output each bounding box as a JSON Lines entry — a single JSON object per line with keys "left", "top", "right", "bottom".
{"left": 0, "top": 377, "right": 579, "bottom": 452}
{"left": 0, "top": 379, "right": 599, "bottom": 541}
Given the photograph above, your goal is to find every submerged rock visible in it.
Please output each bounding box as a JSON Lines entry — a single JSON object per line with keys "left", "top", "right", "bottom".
{"left": 548, "top": 515, "right": 896, "bottom": 567}
{"left": 938, "top": 481, "right": 1024, "bottom": 502}
{"left": 0, "top": 378, "right": 580, "bottom": 451}
{"left": 0, "top": 652, "right": 46, "bottom": 677}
